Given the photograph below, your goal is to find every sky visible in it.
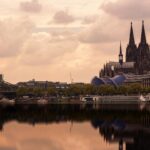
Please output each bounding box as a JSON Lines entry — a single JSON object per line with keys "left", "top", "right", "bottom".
{"left": 0, "top": 0, "right": 150, "bottom": 83}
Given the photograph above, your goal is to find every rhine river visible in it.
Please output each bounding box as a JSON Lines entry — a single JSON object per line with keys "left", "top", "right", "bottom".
{"left": 0, "top": 103, "right": 150, "bottom": 150}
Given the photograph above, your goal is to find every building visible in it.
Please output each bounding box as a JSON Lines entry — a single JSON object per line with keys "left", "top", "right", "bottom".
{"left": 92, "top": 73, "right": 150, "bottom": 88}
{"left": 92, "top": 75, "right": 126, "bottom": 87}
{"left": 100, "top": 21, "right": 150, "bottom": 77}
{"left": 124, "top": 74, "right": 150, "bottom": 88}
{"left": 17, "top": 79, "right": 69, "bottom": 89}
{"left": 92, "top": 21, "right": 150, "bottom": 87}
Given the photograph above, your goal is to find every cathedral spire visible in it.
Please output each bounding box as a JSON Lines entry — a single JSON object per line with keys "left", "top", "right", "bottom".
{"left": 129, "top": 22, "right": 135, "bottom": 45}
{"left": 140, "top": 20, "right": 147, "bottom": 44}
{"left": 119, "top": 41, "right": 123, "bottom": 55}
{"left": 126, "top": 22, "right": 137, "bottom": 62}
{"left": 119, "top": 42, "right": 123, "bottom": 65}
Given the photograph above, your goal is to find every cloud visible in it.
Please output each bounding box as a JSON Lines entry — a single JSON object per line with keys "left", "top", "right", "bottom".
{"left": 82, "top": 15, "right": 98, "bottom": 24}
{"left": 79, "top": 19, "right": 128, "bottom": 43}
{"left": 0, "top": 17, "right": 34, "bottom": 57}
{"left": 52, "top": 10, "right": 75, "bottom": 24}
{"left": 101, "top": 0, "right": 150, "bottom": 19}
{"left": 19, "top": 29, "right": 79, "bottom": 66}
{"left": 0, "top": 15, "right": 127, "bottom": 83}
{"left": 20, "top": 0, "right": 42, "bottom": 13}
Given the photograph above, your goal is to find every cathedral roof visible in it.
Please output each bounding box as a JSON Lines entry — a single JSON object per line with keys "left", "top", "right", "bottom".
{"left": 106, "top": 61, "right": 135, "bottom": 69}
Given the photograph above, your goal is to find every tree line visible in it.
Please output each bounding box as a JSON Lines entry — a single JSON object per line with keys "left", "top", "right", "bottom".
{"left": 16, "top": 83, "right": 150, "bottom": 97}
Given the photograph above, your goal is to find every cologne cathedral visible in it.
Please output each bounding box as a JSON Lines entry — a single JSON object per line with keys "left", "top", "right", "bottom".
{"left": 100, "top": 21, "right": 150, "bottom": 78}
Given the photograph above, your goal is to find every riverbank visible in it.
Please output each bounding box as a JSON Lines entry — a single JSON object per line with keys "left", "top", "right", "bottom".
{"left": 0, "top": 95, "right": 149, "bottom": 105}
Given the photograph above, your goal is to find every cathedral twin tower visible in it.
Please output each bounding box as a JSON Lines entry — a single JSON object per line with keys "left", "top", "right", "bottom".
{"left": 125, "top": 21, "right": 150, "bottom": 74}
{"left": 99, "top": 21, "right": 150, "bottom": 78}
{"left": 92, "top": 21, "right": 150, "bottom": 86}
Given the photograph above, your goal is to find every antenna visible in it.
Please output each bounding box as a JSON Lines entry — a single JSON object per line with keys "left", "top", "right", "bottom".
{"left": 70, "top": 73, "right": 74, "bottom": 84}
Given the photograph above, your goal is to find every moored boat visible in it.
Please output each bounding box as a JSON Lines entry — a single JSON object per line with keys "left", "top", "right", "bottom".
{"left": 0, "top": 98, "right": 15, "bottom": 105}
{"left": 37, "top": 99, "right": 48, "bottom": 105}
{"left": 145, "top": 93, "right": 150, "bottom": 102}
{"left": 80, "top": 96, "right": 100, "bottom": 102}
{"left": 138, "top": 94, "right": 150, "bottom": 103}
{"left": 139, "top": 95, "right": 146, "bottom": 102}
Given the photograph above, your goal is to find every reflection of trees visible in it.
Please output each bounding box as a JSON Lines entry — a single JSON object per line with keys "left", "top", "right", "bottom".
{"left": 0, "top": 104, "right": 150, "bottom": 132}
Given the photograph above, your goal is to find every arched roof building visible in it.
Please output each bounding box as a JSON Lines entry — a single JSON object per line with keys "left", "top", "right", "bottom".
{"left": 91, "top": 75, "right": 126, "bottom": 87}
{"left": 91, "top": 76, "right": 105, "bottom": 86}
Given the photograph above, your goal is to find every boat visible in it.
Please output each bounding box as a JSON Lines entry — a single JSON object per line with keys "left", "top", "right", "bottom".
{"left": 80, "top": 96, "right": 100, "bottom": 102}
{"left": 37, "top": 99, "right": 48, "bottom": 105}
{"left": 145, "top": 93, "right": 150, "bottom": 102}
{"left": 139, "top": 95, "right": 146, "bottom": 102}
{"left": 0, "top": 98, "right": 15, "bottom": 105}
{"left": 99, "top": 95, "right": 139, "bottom": 104}
{"left": 138, "top": 94, "right": 150, "bottom": 103}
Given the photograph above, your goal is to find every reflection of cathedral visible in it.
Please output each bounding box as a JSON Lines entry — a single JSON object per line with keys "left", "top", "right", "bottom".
{"left": 92, "top": 115, "right": 150, "bottom": 150}
{"left": 100, "top": 21, "right": 150, "bottom": 77}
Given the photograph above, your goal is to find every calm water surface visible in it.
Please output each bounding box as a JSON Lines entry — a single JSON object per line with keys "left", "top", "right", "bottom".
{"left": 0, "top": 103, "right": 150, "bottom": 150}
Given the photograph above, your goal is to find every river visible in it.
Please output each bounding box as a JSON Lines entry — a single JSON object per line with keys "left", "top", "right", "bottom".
{"left": 0, "top": 103, "right": 149, "bottom": 150}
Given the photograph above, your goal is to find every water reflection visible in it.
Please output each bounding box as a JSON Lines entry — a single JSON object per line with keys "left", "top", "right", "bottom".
{"left": 0, "top": 103, "right": 150, "bottom": 150}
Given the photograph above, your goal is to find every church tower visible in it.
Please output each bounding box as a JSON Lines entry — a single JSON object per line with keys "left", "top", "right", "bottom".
{"left": 137, "top": 21, "right": 150, "bottom": 74}
{"left": 126, "top": 22, "right": 137, "bottom": 62}
{"left": 119, "top": 42, "right": 123, "bottom": 65}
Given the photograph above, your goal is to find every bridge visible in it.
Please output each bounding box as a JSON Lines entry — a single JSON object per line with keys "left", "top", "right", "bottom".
{"left": 0, "top": 79, "right": 17, "bottom": 99}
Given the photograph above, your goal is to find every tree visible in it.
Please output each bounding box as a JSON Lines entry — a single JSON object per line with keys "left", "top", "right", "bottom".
{"left": 17, "top": 87, "right": 28, "bottom": 96}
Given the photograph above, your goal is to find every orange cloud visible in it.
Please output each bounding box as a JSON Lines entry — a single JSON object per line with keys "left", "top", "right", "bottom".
{"left": 52, "top": 10, "right": 75, "bottom": 24}
{"left": 101, "top": 0, "right": 150, "bottom": 19}
{"left": 20, "top": 0, "right": 42, "bottom": 13}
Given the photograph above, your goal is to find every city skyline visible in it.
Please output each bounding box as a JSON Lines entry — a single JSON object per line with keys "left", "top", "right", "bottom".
{"left": 1, "top": 0, "right": 150, "bottom": 83}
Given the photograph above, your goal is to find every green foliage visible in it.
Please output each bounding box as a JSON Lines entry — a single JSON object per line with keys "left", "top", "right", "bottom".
{"left": 47, "top": 87, "right": 57, "bottom": 96}
{"left": 127, "top": 83, "right": 142, "bottom": 94}
{"left": 16, "top": 83, "right": 146, "bottom": 97}
{"left": 16, "top": 87, "right": 29, "bottom": 96}
{"left": 33, "top": 88, "right": 44, "bottom": 96}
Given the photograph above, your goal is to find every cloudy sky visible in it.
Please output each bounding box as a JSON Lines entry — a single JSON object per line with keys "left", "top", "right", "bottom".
{"left": 0, "top": 0, "right": 150, "bottom": 83}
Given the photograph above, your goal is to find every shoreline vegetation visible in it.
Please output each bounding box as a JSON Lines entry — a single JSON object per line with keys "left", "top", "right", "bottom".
{"left": 16, "top": 83, "right": 149, "bottom": 98}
